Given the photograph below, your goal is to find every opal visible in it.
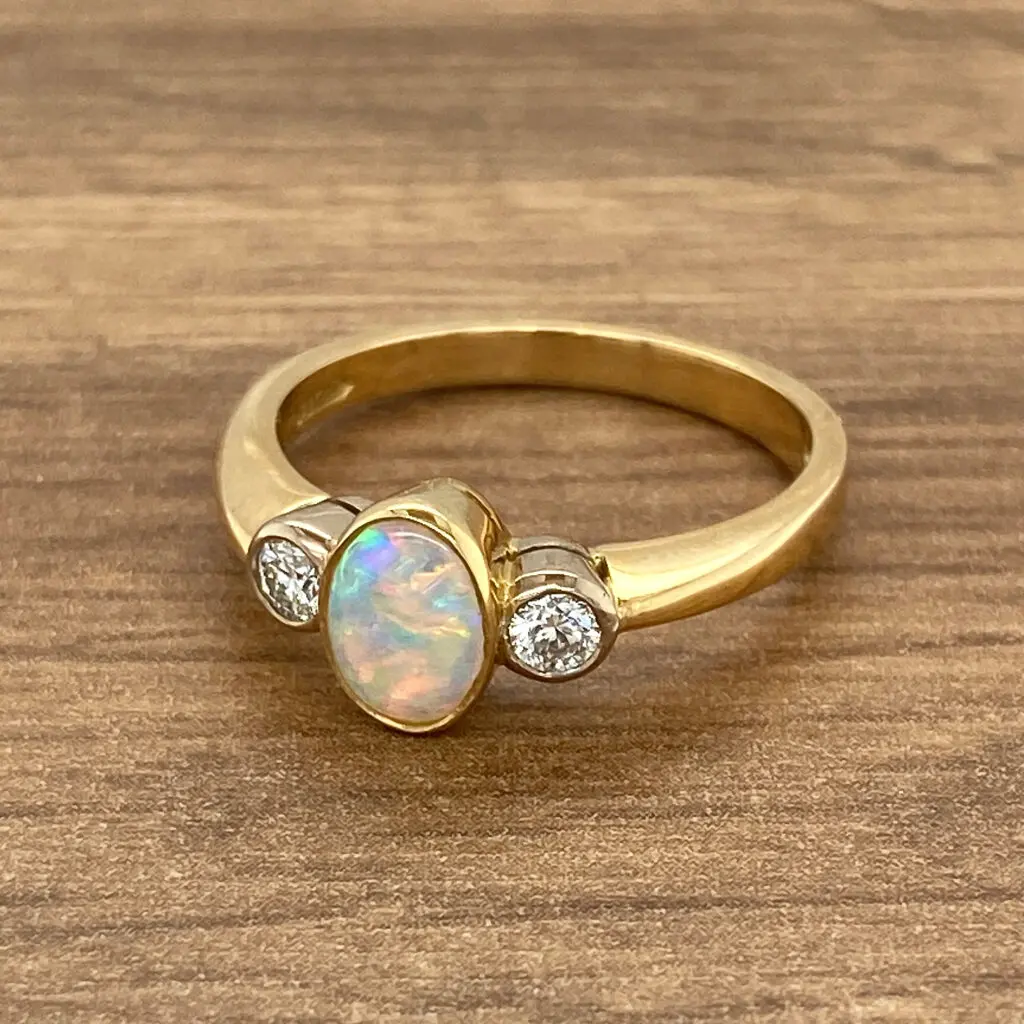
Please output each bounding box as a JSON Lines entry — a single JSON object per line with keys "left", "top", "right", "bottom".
{"left": 326, "top": 519, "right": 485, "bottom": 727}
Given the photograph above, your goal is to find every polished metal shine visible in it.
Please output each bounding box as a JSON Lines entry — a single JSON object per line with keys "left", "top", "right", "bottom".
{"left": 217, "top": 321, "right": 847, "bottom": 734}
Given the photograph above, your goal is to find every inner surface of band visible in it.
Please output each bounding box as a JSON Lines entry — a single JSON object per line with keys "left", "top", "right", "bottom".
{"left": 219, "top": 323, "right": 846, "bottom": 629}
{"left": 278, "top": 329, "right": 812, "bottom": 473}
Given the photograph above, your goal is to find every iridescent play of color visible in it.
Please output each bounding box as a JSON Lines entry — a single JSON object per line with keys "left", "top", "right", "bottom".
{"left": 326, "top": 519, "right": 485, "bottom": 726}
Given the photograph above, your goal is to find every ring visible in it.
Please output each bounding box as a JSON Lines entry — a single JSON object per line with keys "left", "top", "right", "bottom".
{"left": 217, "top": 321, "right": 847, "bottom": 734}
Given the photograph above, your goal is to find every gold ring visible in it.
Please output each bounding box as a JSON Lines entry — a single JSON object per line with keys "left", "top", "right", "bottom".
{"left": 217, "top": 321, "right": 847, "bottom": 734}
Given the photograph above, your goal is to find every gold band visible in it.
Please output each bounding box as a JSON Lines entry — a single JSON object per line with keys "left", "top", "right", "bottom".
{"left": 217, "top": 321, "right": 846, "bottom": 733}
{"left": 218, "top": 321, "right": 846, "bottom": 631}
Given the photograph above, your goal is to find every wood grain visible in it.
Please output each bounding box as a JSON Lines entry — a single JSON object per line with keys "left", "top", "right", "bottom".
{"left": 2, "top": 2, "right": 1023, "bottom": 1021}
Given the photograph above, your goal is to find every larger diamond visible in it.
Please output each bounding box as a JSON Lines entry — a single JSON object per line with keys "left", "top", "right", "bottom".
{"left": 254, "top": 538, "right": 320, "bottom": 624}
{"left": 506, "top": 592, "right": 603, "bottom": 678}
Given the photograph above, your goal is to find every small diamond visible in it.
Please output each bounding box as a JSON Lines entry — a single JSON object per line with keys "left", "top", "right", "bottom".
{"left": 506, "top": 592, "right": 603, "bottom": 678}
{"left": 254, "top": 539, "right": 320, "bottom": 624}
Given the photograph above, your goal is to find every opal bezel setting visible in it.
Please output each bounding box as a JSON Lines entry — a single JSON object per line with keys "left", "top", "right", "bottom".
{"left": 325, "top": 518, "right": 487, "bottom": 729}
{"left": 319, "top": 480, "right": 506, "bottom": 734}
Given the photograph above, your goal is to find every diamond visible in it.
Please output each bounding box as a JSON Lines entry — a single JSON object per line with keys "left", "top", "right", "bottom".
{"left": 254, "top": 538, "right": 320, "bottom": 624}
{"left": 506, "top": 592, "right": 603, "bottom": 678}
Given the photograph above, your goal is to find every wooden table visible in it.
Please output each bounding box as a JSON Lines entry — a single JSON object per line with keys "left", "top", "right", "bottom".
{"left": 3, "top": 3, "right": 1022, "bottom": 1021}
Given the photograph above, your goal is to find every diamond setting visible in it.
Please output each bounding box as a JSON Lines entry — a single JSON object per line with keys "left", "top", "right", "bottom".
{"left": 254, "top": 538, "right": 320, "bottom": 625}
{"left": 505, "top": 592, "right": 604, "bottom": 678}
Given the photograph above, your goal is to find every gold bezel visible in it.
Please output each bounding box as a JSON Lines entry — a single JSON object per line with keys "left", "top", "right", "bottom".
{"left": 319, "top": 478, "right": 509, "bottom": 734}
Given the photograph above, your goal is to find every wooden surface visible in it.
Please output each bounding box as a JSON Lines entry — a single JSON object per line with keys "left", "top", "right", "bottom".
{"left": 2, "top": 2, "right": 1023, "bottom": 1021}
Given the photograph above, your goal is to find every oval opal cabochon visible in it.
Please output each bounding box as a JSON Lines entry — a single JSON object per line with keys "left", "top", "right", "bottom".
{"left": 325, "top": 519, "right": 486, "bottom": 727}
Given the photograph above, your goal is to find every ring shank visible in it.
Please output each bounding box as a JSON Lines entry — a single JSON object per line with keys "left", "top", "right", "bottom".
{"left": 217, "top": 322, "right": 846, "bottom": 630}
